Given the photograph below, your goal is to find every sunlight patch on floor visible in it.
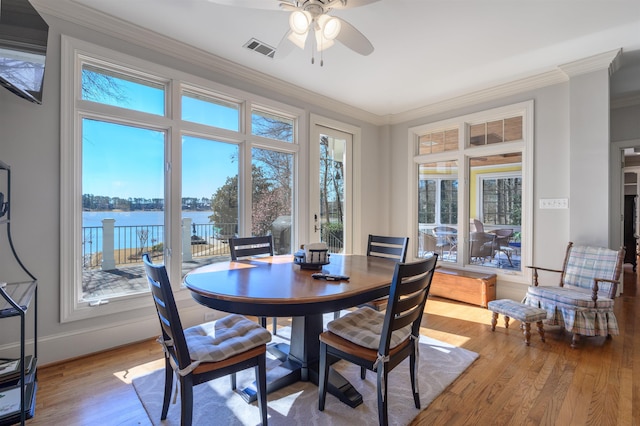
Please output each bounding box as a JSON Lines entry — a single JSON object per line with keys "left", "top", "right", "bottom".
{"left": 114, "top": 358, "right": 164, "bottom": 384}
{"left": 420, "top": 327, "right": 471, "bottom": 346}
{"left": 426, "top": 298, "right": 493, "bottom": 325}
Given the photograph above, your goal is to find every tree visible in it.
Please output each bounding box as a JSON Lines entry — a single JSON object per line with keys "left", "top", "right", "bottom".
{"left": 210, "top": 115, "right": 294, "bottom": 240}
{"left": 209, "top": 163, "right": 292, "bottom": 238}
{"left": 252, "top": 114, "right": 293, "bottom": 142}
{"left": 253, "top": 186, "right": 289, "bottom": 236}
{"left": 81, "top": 67, "right": 128, "bottom": 104}
{"left": 319, "top": 135, "right": 344, "bottom": 225}
{"left": 209, "top": 174, "right": 238, "bottom": 226}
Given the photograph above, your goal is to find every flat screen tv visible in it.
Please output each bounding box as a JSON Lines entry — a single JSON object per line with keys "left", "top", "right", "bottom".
{"left": 0, "top": 0, "right": 49, "bottom": 104}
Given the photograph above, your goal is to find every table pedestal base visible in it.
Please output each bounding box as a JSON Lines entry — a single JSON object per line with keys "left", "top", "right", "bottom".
{"left": 237, "top": 314, "right": 363, "bottom": 408}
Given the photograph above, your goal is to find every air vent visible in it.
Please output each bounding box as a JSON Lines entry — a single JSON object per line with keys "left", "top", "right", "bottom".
{"left": 244, "top": 38, "right": 275, "bottom": 59}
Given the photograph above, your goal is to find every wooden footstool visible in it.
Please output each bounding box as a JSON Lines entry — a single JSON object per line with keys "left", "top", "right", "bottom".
{"left": 487, "top": 299, "right": 546, "bottom": 346}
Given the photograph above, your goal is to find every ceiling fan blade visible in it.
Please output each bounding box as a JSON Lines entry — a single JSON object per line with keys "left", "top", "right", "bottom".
{"left": 334, "top": 17, "right": 374, "bottom": 56}
{"left": 278, "top": 2, "right": 297, "bottom": 12}
{"left": 274, "top": 30, "right": 297, "bottom": 58}
{"left": 206, "top": 0, "right": 283, "bottom": 10}
{"left": 330, "top": 0, "right": 382, "bottom": 9}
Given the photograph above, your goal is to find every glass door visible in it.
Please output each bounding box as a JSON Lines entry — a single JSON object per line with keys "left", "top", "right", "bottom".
{"left": 310, "top": 125, "right": 352, "bottom": 253}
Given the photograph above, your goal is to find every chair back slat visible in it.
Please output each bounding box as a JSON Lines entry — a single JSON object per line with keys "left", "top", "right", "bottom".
{"left": 395, "top": 289, "right": 426, "bottom": 316}
{"left": 392, "top": 279, "right": 432, "bottom": 331}
{"left": 143, "top": 253, "right": 191, "bottom": 370}
{"left": 229, "top": 236, "right": 274, "bottom": 260}
{"left": 367, "top": 234, "right": 409, "bottom": 262}
{"left": 379, "top": 255, "right": 438, "bottom": 354}
{"left": 561, "top": 243, "right": 624, "bottom": 298}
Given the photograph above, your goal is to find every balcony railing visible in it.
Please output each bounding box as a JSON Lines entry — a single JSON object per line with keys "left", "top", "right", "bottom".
{"left": 81, "top": 218, "right": 238, "bottom": 270}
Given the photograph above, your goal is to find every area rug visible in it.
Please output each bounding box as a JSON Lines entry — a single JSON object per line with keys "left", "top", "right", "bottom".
{"left": 133, "top": 327, "right": 478, "bottom": 426}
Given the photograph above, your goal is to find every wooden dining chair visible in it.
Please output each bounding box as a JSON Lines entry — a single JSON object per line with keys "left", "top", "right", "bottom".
{"left": 143, "top": 253, "right": 271, "bottom": 426}
{"left": 318, "top": 255, "right": 438, "bottom": 426}
{"left": 359, "top": 234, "right": 409, "bottom": 312}
{"left": 229, "top": 236, "right": 279, "bottom": 334}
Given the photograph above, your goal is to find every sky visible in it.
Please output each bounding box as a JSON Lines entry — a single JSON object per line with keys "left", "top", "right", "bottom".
{"left": 82, "top": 120, "right": 238, "bottom": 200}
{"left": 81, "top": 69, "right": 240, "bottom": 200}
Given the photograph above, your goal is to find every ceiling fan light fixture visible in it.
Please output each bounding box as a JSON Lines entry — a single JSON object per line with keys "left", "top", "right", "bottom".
{"left": 320, "top": 16, "right": 341, "bottom": 40}
{"left": 287, "top": 30, "right": 308, "bottom": 49}
{"left": 314, "top": 28, "right": 335, "bottom": 51}
{"left": 290, "top": 10, "right": 311, "bottom": 34}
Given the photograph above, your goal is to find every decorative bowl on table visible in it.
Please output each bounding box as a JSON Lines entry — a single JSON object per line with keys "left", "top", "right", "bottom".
{"left": 294, "top": 243, "right": 330, "bottom": 270}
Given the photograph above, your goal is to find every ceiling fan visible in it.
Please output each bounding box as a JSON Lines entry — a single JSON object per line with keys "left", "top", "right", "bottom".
{"left": 208, "top": 0, "right": 379, "bottom": 65}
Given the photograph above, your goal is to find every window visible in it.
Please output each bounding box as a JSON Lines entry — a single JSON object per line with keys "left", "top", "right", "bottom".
{"left": 182, "top": 89, "right": 240, "bottom": 131}
{"left": 251, "top": 148, "right": 294, "bottom": 254}
{"left": 411, "top": 101, "right": 532, "bottom": 277}
{"left": 418, "top": 163, "right": 458, "bottom": 227}
{"left": 469, "top": 116, "right": 522, "bottom": 146}
{"left": 418, "top": 128, "right": 458, "bottom": 154}
{"left": 81, "top": 120, "right": 166, "bottom": 299}
{"left": 478, "top": 172, "right": 522, "bottom": 226}
{"left": 417, "top": 179, "right": 435, "bottom": 224}
{"left": 181, "top": 136, "right": 239, "bottom": 274}
{"left": 81, "top": 64, "right": 166, "bottom": 115}
{"left": 61, "top": 37, "right": 301, "bottom": 322}
{"left": 251, "top": 108, "right": 294, "bottom": 142}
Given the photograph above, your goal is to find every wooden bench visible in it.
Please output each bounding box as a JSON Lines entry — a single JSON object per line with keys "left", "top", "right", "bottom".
{"left": 430, "top": 267, "right": 497, "bottom": 308}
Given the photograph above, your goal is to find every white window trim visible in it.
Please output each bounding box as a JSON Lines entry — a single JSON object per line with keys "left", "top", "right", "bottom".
{"left": 60, "top": 35, "right": 304, "bottom": 322}
{"left": 407, "top": 100, "right": 533, "bottom": 282}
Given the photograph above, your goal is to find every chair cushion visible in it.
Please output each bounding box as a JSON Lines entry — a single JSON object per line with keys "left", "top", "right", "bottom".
{"left": 526, "top": 285, "right": 614, "bottom": 308}
{"left": 487, "top": 299, "right": 547, "bottom": 322}
{"left": 184, "top": 314, "right": 272, "bottom": 362}
{"left": 326, "top": 306, "right": 411, "bottom": 350}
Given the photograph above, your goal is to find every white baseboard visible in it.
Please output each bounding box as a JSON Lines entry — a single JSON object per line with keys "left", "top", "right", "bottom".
{"left": 4, "top": 305, "right": 224, "bottom": 366}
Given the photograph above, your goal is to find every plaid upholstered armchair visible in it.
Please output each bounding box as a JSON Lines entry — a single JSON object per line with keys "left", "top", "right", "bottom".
{"left": 523, "top": 242, "right": 624, "bottom": 348}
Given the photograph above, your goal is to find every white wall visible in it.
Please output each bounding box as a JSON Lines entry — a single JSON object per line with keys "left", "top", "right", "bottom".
{"left": 568, "top": 69, "right": 611, "bottom": 246}
{"left": 612, "top": 103, "right": 640, "bottom": 141}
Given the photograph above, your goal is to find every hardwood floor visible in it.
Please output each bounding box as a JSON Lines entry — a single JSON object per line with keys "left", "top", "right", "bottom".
{"left": 29, "top": 266, "right": 640, "bottom": 425}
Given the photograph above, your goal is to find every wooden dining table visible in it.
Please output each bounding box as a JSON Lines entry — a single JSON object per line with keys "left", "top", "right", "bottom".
{"left": 183, "top": 253, "right": 397, "bottom": 408}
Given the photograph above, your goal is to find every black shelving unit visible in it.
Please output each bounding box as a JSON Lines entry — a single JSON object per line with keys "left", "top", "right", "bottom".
{"left": 0, "top": 160, "right": 37, "bottom": 426}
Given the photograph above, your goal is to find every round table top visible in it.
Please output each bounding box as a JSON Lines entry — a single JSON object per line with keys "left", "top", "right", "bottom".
{"left": 183, "top": 254, "right": 397, "bottom": 316}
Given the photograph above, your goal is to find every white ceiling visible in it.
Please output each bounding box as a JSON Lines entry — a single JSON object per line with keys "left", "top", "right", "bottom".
{"left": 50, "top": 0, "right": 640, "bottom": 116}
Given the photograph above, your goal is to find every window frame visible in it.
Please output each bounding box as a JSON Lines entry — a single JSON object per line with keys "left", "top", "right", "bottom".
{"left": 60, "top": 36, "right": 303, "bottom": 322}
{"left": 408, "top": 100, "right": 533, "bottom": 281}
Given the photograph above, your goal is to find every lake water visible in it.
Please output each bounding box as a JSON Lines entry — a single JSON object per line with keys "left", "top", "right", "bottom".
{"left": 82, "top": 211, "right": 216, "bottom": 250}
{"left": 83, "top": 210, "right": 214, "bottom": 227}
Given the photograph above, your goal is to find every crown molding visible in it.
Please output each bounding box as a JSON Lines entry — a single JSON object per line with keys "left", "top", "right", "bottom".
{"left": 611, "top": 91, "right": 640, "bottom": 109}
{"left": 388, "top": 70, "right": 568, "bottom": 125}
{"left": 558, "top": 48, "right": 623, "bottom": 78}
